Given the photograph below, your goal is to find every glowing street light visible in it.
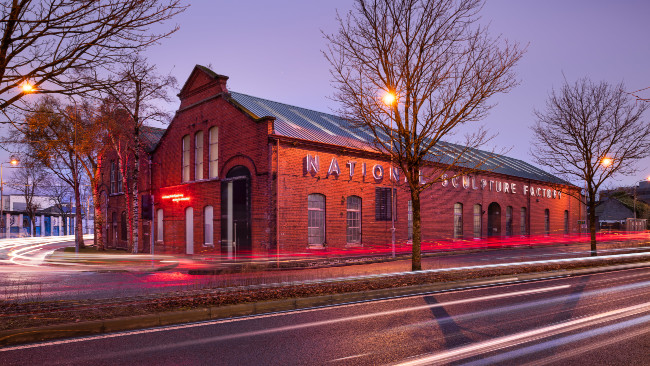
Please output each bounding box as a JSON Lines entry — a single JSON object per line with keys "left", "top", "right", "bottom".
{"left": 601, "top": 157, "right": 613, "bottom": 167}
{"left": 382, "top": 91, "right": 396, "bottom": 106}
{"left": 20, "top": 81, "right": 35, "bottom": 93}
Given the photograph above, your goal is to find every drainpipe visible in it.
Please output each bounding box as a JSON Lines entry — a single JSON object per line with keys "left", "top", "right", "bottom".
{"left": 276, "top": 138, "right": 280, "bottom": 268}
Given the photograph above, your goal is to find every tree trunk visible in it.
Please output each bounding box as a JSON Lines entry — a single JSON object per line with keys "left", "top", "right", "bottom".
{"left": 118, "top": 154, "right": 134, "bottom": 251}
{"left": 132, "top": 127, "right": 140, "bottom": 254}
{"left": 588, "top": 194, "right": 597, "bottom": 256}
{"left": 92, "top": 174, "right": 104, "bottom": 251}
{"left": 410, "top": 189, "right": 422, "bottom": 271}
{"left": 73, "top": 171, "right": 85, "bottom": 249}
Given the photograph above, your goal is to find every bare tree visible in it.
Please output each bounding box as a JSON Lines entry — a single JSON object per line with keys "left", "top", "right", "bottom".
{"left": 93, "top": 55, "right": 176, "bottom": 253}
{"left": 43, "top": 176, "right": 72, "bottom": 235}
{"left": 532, "top": 78, "right": 650, "bottom": 256}
{"left": 324, "top": 0, "right": 524, "bottom": 270}
{"left": 0, "top": 0, "right": 185, "bottom": 111}
{"left": 8, "top": 157, "right": 47, "bottom": 237}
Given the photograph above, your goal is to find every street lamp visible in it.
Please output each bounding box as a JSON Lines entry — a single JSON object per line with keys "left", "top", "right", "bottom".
{"left": 0, "top": 158, "right": 19, "bottom": 238}
{"left": 21, "top": 80, "right": 35, "bottom": 93}
{"left": 382, "top": 90, "right": 397, "bottom": 258}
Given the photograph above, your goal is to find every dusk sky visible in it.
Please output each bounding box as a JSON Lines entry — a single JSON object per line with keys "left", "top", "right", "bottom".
{"left": 5, "top": 1, "right": 650, "bottom": 188}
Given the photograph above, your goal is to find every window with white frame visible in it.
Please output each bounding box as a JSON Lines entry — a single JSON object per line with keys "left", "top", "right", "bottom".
{"left": 182, "top": 134, "right": 190, "bottom": 182}
{"left": 454, "top": 203, "right": 463, "bottom": 239}
{"left": 308, "top": 194, "right": 325, "bottom": 246}
{"left": 346, "top": 196, "right": 361, "bottom": 245}
{"left": 506, "top": 206, "right": 513, "bottom": 236}
{"left": 473, "top": 204, "right": 482, "bottom": 238}
{"left": 195, "top": 131, "right": 204, "bottom": 180}
{"left": 204, "top": 205, "right": 213, "bottom": 246}
{"left": 209, "top": 126, "right": 218, "bottom": 178}
{"left": 156, "top": 209, "right": 163, "bottom": 242}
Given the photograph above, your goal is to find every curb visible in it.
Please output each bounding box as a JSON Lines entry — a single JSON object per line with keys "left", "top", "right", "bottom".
{"left": 2, "top": 260, "right": 649, "bottom": 348}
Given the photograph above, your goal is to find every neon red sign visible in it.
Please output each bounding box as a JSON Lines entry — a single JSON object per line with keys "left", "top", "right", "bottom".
{"left": 162, "top": 193, "right": 190, "bottom": 202}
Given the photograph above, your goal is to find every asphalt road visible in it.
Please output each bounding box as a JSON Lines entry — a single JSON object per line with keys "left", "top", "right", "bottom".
{"left": 2, "top": 236, "right": 650, "bottom": 302}
{"left": 2, "top": 267, "right": 650, "bottom": 365}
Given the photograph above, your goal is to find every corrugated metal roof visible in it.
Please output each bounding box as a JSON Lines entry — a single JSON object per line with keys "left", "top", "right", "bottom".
{"left": 229, "top": 91, "right": 568, "bottom": 185}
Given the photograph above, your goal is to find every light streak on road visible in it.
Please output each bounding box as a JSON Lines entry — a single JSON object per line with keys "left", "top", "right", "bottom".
{"left": 0, "top": 236, "right": 84, "bottom": 267}
{"left": 397, "top": 301, "right": 650, "bottom": 366}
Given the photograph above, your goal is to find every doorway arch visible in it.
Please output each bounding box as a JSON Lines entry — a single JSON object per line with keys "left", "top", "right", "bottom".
{"left": 487, "top": 202, "right": 501, "bottom": 237}
{"left": 221, "top": 165, "right": 252, "bottom": 258}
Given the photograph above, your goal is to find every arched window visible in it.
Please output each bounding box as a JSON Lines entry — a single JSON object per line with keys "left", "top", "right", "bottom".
{"left": 209, "top": 126, "right": 218, "bottom": 178}
{"left": 545, "top": 209, "right": 550, "bottom": 235}
{"left": 120, "top": 211, "right": 127, "bottom": 241}
{"left": 520, "top": 207, "right": 527, "bottom": 235}
{"left": 308, "top": 194, "right": 326, "bottom": 246}
{"left": 506, "top": 206, "right": 513, "bottom": 236}
{"left": 185, "top": 207, "right": 194, "bottom": 254}
{"left": 454, "top": 203, "right": 463, "bottom": 239}
{"left": 204, "top": 205, "right": 213, "bottom": 246}
{"left": 182, "top": 134, "right": 190, "bottom": 182}
{"left": 473, "top": 204, "right": 482, "bottom": 238}
{"left": 156, "top": 209, "right": 163, "bottom": 242}
{"left": 346, "top": 196, "right": 361, "bottom": 245}
{"left": 195, "top": 131, "right": 204, "bottom": 180}
{"left": 564, "top": 210, "right": 569, "bottom": 234}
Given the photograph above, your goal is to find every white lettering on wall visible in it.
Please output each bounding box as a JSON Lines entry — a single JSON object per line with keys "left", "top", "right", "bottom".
{"left": 442, "top": 174, "right": 449, "bottom": 187}
{"left": 462, "top": 175, "right": 470, "bottom": 189}
{"left": 373, "top": 164, "right": 384, "bottom": 180}
{"left": 390, "top": 166, "right": 400, "bottom": 182}
{"left": 307, "top": 154, "right": 319, "bottom": 174}
{"left": 347, "top": 161, "right": 356, "bottom": 177}
{"left": 451, "top": 176, "right": 459, "bottom": 188}
{"left": 328, "top": 158, "right": 341, "bottom": 176}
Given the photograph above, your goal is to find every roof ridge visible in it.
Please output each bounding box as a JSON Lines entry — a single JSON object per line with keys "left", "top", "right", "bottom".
{"left": 230, "top": 91, "right": 345, "bottom": 121}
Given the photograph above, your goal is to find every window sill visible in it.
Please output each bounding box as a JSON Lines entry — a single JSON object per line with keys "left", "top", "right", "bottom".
{"left": 109, "top": 192, "right": 125, "bottom": 197}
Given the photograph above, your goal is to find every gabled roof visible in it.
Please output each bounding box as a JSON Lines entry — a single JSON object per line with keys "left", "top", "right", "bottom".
{"left": 228, "top": 91, "right": 568, "bottom": 185}
{"left": 141, "top": 126, "right": 166, "bottom": 152}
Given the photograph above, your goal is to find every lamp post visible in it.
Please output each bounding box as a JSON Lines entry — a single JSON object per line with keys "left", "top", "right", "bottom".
{"left": 0, "top": 158, "right": 19, "bottom": 238}
{"left": 633, "top": 176, "right": 650, "bottom": 231}
{"left": 383, "top": 91, "right": 397, "bottom": 258}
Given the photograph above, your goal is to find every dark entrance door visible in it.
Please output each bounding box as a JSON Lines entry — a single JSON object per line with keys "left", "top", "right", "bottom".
{"left": 221, "top": 166, "right": 251, "bottom": 258}
{"left": 487, "top": 202, "right": 501, "bottom": 237}
{"left": 45, "top": 216, "right": 51, "bottom": 236}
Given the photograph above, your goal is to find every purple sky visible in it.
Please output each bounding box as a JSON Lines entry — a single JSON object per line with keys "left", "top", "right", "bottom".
{"left": 5, "top": 1, "right": 650, "bottom": 189}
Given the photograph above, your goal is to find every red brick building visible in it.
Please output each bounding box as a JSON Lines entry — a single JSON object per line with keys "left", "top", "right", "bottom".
{"left": 99, "top": 65, "right": 583, "bottom": 256}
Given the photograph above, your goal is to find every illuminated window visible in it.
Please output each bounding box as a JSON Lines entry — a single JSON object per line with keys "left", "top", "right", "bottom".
{"left": 520, "top": 207, "right": 527, "bottom": 235}
{"left": 473, "top": 204, "right": 482, "bottom": 238}
{"left": 182, "top": 134, "right": 190, "bottom": 182}
{"left": 545, "top": 209, "right": 550, "bottom": 235}
{"left": 346, "top": 196, "right": 361, "bottom": 245}
{"left": 156, "top": 209, "right": 163, "bottom": 242}
{"left": 454, "top": 203, "right": 463, "bottom": 239}
{"left": 195, "top": 131, "right": 204, "bottom": 180}
{"left": 209, "top": 127, "right": 218, "bottom": 178}
{"left": 204, "top": 205, "right": 213, "bottom": 246}
{"left": 506, "top": 206, "right": 513, "bottom": 236}
{"left": 308, "top": 194, "right": 325, "bottom": 246}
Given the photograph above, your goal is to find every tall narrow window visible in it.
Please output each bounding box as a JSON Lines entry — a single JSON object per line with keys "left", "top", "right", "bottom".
{"left": 564, "top": 210, "right": 569, "bottom": 234}
{"left": 195, "top": 131, "right": 204, "bottom": 180}
{"left": 408, "top": 200, "right": 413, "bottom": 241}
{"left": 156, "top": 209, "right": 163, "bottom": 242}
{"left": 473, "top": 204, "right": 482, "bottom": 238}
{"left": 209, "top": 126, "right": 218, "bottom": 178}
{"left": 308, "top": 194, "right": 326, "bottom": 246}
{"left": 185, "top": 207, "right": 194, "bottom": 254}
{"left": 454, "top": 203, "right": 463, "bottom": 239}
{"left": 110, "top": 161, "right": 116, "bottom": 193}
{"left": 116, "top": 165, "right": 123, "bottom": 193}
{"left": 346, "top": 196, "right": 361, "bottom": 245}
{"left": 204, "top": 205, "right": 213, "bottom": 246}
{"left": 506, "top": 206, "right": 513, "bottom": 236}
{"left": 545, "top": 209, "right": 550, "bottom": 235}
{"left": 520, "top": 207, "right": 527, "bottom": 235}
{"left": 182, "top": 134, "right": 190, "bottom": 182}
